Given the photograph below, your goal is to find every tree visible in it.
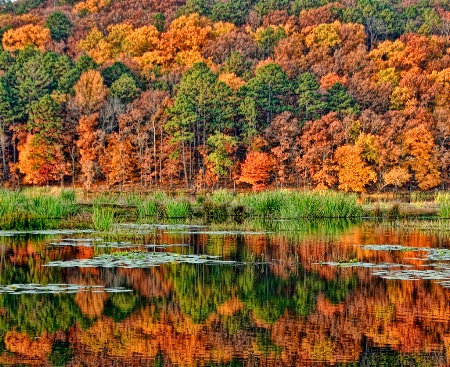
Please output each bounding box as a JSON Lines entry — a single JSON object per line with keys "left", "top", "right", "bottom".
{"left": 74, "top": 70, "right": 108, "bottom": 115}
{"left": 2, "top": 24, "right": 50, "bottom": 51}
{"left": 297, "top": 72, "right": 325, "bottom": 123}
{"left": 404, "top": 124, "right": 441, "bottom": 190}
{"left": 204, "top": 132, "right": 237, "bottom": 187}
{"left": 325, "top": 83, "right": 359, "bottom": 116}
{"left": 238, "top": 151, "right": 273, "bottom": 190}
{"left": 265, "top": 111, "right": 300, "bottom": 185}
{"left": 242, "top": 62, "right": 290, "bottom": 128}
{"left": 382, "top": 167, "right": 411, "bottom": 191}
{"left": 334, "top": 144, "right": 376, "bottom": 192}
{"left": 17, "top": 95, "right": 67, "bottom": 185}
{"left": 45, "top": 12, "right": 72, "bottom": 42}
{"left": 76, "top": 114, "right": 102, "bottom": 190}
{"left": 110, "top": 74, "right": 140, "bottom": 104}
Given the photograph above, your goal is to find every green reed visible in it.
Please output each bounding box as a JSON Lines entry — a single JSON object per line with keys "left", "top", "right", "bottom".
{"left": 165, "top": 199, "right": 192, "bottom": 218}
{"left": 0, "top": 188, "right": 80, "bottom": 229}
{"left": 92, "top": 205, "right": 115, "bottom": 231}
{"left": 236, "top": 190, "right": 363, "bottom": 219}
{"left": 436, "top": 192, "right": 450, "bottom": 219}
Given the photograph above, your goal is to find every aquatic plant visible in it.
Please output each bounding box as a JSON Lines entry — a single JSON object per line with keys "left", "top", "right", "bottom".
{"left": 236, "top": 190, "right": 364, "bottom": 219}
{"left": 137, "top": 199, "right": 165, "bottom": 218}
{"left": 92, "top": 205, "right": 115, "bottom": 231}
{"left": 436, "top": 192, "right": 450, "bottom": 219}
{"left": 0, "top": 189, "right": 79, "bottom": 229}
{"left": 44, "top": 251, "right": 238, "bottom": 268}
{"left": 202, "top": 201, "right": 229, "bottom": 222}
{"left": 165, "top": 199, "right": 192, "bottom": 218}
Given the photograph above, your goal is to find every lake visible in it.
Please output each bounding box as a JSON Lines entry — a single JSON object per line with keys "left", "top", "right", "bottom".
{"left": 0, "top": 219, "right": 449, "bottom": 366}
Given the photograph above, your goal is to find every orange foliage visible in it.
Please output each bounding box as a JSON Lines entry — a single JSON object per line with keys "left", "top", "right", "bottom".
{"left": 76, "top": 114, "right": 102, "bottom": 190}
{"left": 2, "top": 24, "right": 50, "bottom": 51}
{"left": 16, "top": 134, "right": 64, "bottom": 185}
{"left": 404, "top": 124, "right": 441, "bottom": 190}
{"left": 238, "top": 151, "right": 273, "bottom": 190}
{"left": 320, "top": 72, "right": 348, "bottom": 89}
{"left": 218, "top": 72, "right": 245, "bottom": 90}
{"left": 334, "top": 144, "right": 377, "bottom": 192}
{"left": 74, "top": 70, "right": 108, "bottom": 114}
{"left": 74, "top": 0, "right": 111, "bottom": 14}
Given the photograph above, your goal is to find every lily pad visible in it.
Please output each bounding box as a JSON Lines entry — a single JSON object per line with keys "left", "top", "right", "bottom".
{"left": 44, "top": 251, "right": 236, "bottom": 269}
{"left": 0, "top": 283, "right": 132, "bottom": 295}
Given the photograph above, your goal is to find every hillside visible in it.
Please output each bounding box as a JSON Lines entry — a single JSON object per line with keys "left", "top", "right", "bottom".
{"left": 0, "top": 0, "right": 450, "bottom": 192}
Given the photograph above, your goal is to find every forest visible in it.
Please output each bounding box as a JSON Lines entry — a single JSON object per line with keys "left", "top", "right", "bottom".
{"left": 1, "top": 0, "right": 450, "bottom": 192}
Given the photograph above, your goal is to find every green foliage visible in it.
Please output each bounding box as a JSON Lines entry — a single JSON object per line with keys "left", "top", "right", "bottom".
{"left": 165, "top": 199, "right": 192, "bottom": 218}
{"left": 291, "top": 0, "right": 333, "bottom": 15}
{"left": 48, "top": 341, "right": 73, "bottom": 367}
{"left": 203, "top": 201, "right": 229, "bottom": 222}
{"left": 110, "top": 73, "right": 140, "bottom": 103}
{"left": 241, "top": 63, "right": 290, "bottom": 127}
{"left": 254, "top": 0, "right": 289, "bottom": 16}
{"left": 152, "top": 13, "right": 165, "bottom": 32}
{"left": 297, "top": 72, "right": 325, "bottom": 122}
{"left": 211, "top": 0, "right": 254, "bottom": 25}
{"left": 92, "top": 205, "right": 115, "bottom": 231}
{"left": 237, "top": 190, "right": 364, "bottom": 218}
{"left": 325, "top": 83, "right": 360, "bottom": 116}
{"left": 14, "top": 0, "right": 43, "bottom": 14}
{"left": 177, "top": 0, "right": 214, "bottom": 16}
{"left": 255, "top": 26, "right": 287, "bottom": 57}
{"left": 436, "top": 192, "right": 450, "bottom": 218}
{"left": 0, "top": 189, "right": 79, "bottom": 229}
{"left": 138, "top": 199, "right": 166, "bottom": 218}
{"left": 45, "top": 12, "right": 73, "bottom": 42}
{"left": 101, "top": 61, "right": 132, "bottom": 87}
{"left": 222, "top": 51, "right": 253, "bottom": 80}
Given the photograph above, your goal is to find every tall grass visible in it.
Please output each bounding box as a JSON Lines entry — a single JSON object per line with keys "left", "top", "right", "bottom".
{"left": 137, "top": 199, "right": 165, "bottom": 218}
{"left": 165, "top": 199, "right": 192, "bottom": 218}
{"left": 436, "top": 192, "right": 450, "bottom": 218}
{"left": 0, "top": 188, "right": 80, "bottom": 230}
{"left": 236, "top": 190, "right": 364, "bottom": 219}
{"left": 92, "top": 206, "right": 115, "bottom": 231}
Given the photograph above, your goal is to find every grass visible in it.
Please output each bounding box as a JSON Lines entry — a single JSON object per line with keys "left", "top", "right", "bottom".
{"left": 0, "top": 188, "right": 80, "bottom": 230}
{"left": 92, "top": 205, "right": 115, "bottom": 231}
{"left": 236, "top": 190, "right": 364, "bottom": 219}
{"left": 165, "top": 199, "right": 192, "bottom": 218}
{"left": 436, "top": 192, "right": 450, "bottom": 218}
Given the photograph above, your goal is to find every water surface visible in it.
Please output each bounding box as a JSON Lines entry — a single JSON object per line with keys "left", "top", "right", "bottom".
{"left": 0, "top": 220, "right": 450, "bottom": 366}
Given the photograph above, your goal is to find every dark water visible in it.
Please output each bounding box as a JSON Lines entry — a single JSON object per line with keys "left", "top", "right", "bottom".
{"left": 1, "top": 220, "right": 450, "bottom": 366}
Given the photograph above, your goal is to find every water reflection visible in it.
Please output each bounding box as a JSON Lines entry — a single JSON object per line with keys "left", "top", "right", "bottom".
{"left": 0, "top": 220, "right": 449, "bottom": 366}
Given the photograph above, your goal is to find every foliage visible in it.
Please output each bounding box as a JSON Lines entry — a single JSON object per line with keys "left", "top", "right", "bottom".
{"left": 0, "top": 1, "right": 449, "bottom": 192}
{"left": 45, "top": 12, "right": 72, "bottom": 42}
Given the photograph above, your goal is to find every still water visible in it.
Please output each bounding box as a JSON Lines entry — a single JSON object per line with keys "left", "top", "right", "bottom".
{"left": 0, "top": 220, "right": 450, "bottom": 366}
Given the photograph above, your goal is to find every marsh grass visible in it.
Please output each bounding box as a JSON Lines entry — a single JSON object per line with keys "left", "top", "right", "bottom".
{"left": 436, "top": 192, "right": 450, "bottom": 218}
{"left": 203, "top": 201, "right": 229, "bottom": 222}
{"left": 165, "top": 199, "right": 192, "bottom": 218}
{"left": 236, "top": 190, "right": 363, "bottom": 219}
{"left": 0, "top": 188, "right": 79, "bottom": 230}
{"left": 92, "top": 206, "right": 115, "bottom": 231}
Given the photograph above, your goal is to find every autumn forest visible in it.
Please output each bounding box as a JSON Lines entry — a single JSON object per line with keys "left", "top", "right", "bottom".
{"left": 1, "top": 0, "right": 450, "bottom": 192}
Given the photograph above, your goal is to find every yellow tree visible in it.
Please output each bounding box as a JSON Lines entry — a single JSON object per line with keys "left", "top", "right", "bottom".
{"left": 382, "top": 167, "right": 411, "bottom": 191}
{"left": 74, "top": 70, "right": 108, "bottom": 115}
{"left": 404, "top": 124, "right": 441, "bottom": 190}
{"left": 2, "top": 24, "right": 50, "bottom": 51}
{"left": 334, "top": 144, "right": 376, "bottom": 193}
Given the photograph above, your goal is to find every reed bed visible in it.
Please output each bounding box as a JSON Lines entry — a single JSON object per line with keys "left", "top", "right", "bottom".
{"left": 92, "top": 205, "right": 115, "bottom": 231}
{"left": 0, "top": 189, "right": 79, "bottom": 230}
{"left": 236, "top": 190, "right": 364, "bottom": 219}
{"left": 436, "top": 192, "right": 450, "bottom": 219}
